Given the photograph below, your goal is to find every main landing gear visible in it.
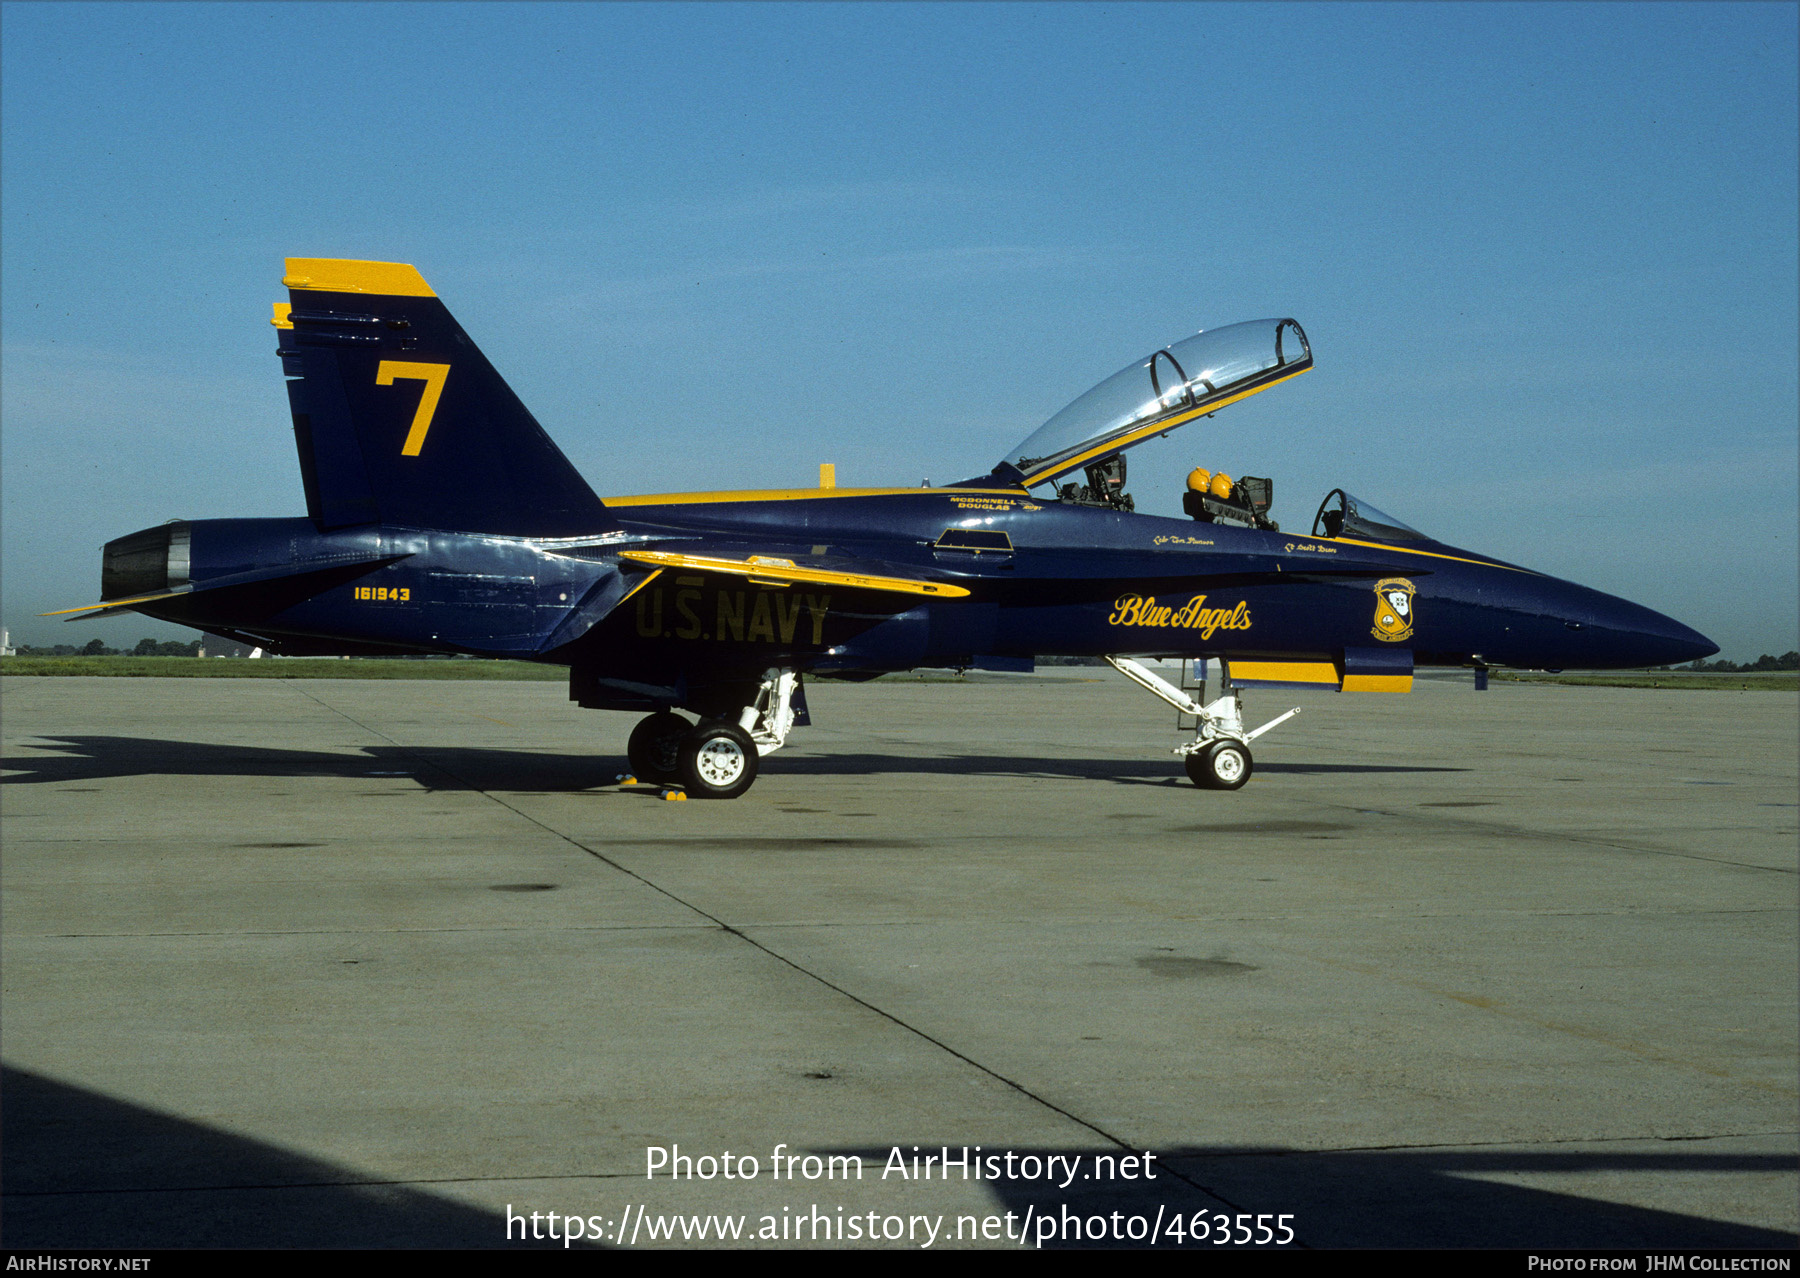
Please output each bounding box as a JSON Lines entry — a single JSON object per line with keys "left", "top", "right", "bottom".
{"left": 623, "top": 669, "right": 800, "bottom": 800}
{"left": 1105, "top": 657, "right": 1300, "bottom": 791}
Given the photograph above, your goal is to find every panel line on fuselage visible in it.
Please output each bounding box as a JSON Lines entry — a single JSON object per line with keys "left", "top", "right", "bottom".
{"left": 603, "top": 487, "right": 1530, "bottom": 575}
{"left": 1315, "top": 537, "right": 1537, "bottom": 573}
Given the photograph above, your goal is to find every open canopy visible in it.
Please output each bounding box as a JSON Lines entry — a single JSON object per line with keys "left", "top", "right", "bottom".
{"left": 998, "top": 319, "right": 1311, "bottom": 489}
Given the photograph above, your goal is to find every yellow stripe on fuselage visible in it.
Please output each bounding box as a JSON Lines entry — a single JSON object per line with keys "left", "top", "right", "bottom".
{"left": 600, "top": 484, "right": 1533, "bottom": 577}
{"left": 1315, "top": 536, "right": 1535, "bottom": 573}
{"left": 619, "top": 550, "right": 969, "bottom": 597}
{"left": 603, "top": 487, "right": 1028, "bottom": 507}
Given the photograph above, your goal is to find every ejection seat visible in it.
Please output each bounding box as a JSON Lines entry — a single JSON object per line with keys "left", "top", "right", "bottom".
{"left": 1184, "top": 469, "right": 1277, "bottom": 530}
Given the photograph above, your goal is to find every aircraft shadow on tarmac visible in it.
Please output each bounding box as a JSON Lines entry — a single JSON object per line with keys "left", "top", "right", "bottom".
{"left": 2, "top": 1067, "right": 1791, "bottom": 1249}
{"left": 1, "top": 735, "right": 1465, "bottom": 793}
{"left": 0, "top": 1065, "right": 571, "bottom": 1249}
{"left": 829, "top": 1145, "right": 1797, "bottom": 1250}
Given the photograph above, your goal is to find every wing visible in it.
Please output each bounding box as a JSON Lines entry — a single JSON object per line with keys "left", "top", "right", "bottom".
{"left": 618, "top": 550, "right": 970, "bottom": 598}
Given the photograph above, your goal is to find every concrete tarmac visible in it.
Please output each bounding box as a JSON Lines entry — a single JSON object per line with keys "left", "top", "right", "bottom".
{"left": 2, "top": 672, "right": 1795, "bottom": 1249}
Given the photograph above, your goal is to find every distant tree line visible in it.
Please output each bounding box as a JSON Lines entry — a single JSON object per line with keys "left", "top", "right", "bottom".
{"left": 1680, "top": 652, "right": 1799, "bottom": 672}
{"left": 16, "top": 637, "right": 205, "bottom": 657}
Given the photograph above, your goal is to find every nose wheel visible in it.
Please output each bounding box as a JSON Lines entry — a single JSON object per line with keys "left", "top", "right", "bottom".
{"left": 1106, "top": 656, "right": 1297, "bottom": 792}
{"left": 1186, "top": 738, "right": 1252, "bottom": 790}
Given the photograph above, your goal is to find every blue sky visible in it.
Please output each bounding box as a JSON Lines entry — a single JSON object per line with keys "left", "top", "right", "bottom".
{"left": 4, "top": 1, "right": 1796, "bottom": 657}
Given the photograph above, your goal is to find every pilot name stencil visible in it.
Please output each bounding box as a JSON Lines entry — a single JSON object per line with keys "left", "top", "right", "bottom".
{"left": 1108, "top": 593, "right": 1252, "bottom": 639}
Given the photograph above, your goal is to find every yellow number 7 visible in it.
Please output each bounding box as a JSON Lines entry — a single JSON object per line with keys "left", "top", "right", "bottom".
{"left": 376, "top": 361, "right": 451, "bottom": 456}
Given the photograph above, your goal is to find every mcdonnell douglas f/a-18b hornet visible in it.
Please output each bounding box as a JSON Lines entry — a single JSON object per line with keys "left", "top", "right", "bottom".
{"left": 55, "top": 258, "right": 1717, "bottom": 798}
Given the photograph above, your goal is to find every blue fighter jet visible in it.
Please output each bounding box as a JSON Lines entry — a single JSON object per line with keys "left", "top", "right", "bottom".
{"left": 54, "top": 259, "right": 1717, "bottom": 798}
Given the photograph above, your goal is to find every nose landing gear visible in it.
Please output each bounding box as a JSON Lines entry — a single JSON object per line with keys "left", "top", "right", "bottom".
{"left": 1106, "top": 656, "right": 1300, "bottom": 791}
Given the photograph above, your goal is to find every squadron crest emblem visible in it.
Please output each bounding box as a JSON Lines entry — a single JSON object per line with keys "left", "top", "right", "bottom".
{"left": 1371, "top": 577, "right": 1415, "bottom": 642}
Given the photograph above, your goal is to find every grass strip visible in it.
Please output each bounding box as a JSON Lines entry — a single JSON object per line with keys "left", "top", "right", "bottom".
{"left": 1493, "top": 672, "right": 1797, "bottom": 692}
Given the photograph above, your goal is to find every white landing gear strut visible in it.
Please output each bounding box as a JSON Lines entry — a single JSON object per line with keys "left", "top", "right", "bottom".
{"left": 737, "top": 668, "right": 800, "bottom": 757}
{"left": 653, "top": 668, "right": 794, "bottom": 801}
{"left": 1105, "top": 657, "right": 1301, "bottom": 791}
{"left": 621, "top": 669, "right": 800, "bottom": 801}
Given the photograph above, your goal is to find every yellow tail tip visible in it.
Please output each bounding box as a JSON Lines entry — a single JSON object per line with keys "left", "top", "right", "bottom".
{"left": 282, "top": 258, "right": 435, "bottom": 297}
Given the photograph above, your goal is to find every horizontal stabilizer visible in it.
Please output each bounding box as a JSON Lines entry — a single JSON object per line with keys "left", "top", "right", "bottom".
{"left": 41, "top": 591, "right": 186, "bottom": 621}
{"left": 45, "top": 554, "right": 409, "bottom": 623}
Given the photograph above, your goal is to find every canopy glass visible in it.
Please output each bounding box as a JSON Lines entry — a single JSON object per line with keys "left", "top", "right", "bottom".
{"left": 1001, "top": 319, "right": 1310, "bottom": 487}
{"left": 1311, "top": 489, "right": 1427, "bottom": 543}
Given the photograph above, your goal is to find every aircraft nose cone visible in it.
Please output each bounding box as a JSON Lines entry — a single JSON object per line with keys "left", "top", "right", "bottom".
{"left": 1610, "top": 609, "right": 1717, "bottom": 667}
{"left": 1566, "top": 589, "right": 1718, "bottom": 668}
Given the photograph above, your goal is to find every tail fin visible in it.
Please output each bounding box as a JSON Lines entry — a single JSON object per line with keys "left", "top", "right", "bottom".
{"left": 274, "top": 258, "right": 618, "bottom": 536}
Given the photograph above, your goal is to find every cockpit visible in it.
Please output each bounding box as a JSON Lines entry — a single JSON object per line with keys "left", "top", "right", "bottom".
{"left": 1309, "top": 489, "right": 1426, "bottom": 542}
{"left": 986, "top": 319, "right": 1309, "bottom": 520}
{"left": 984, "top": 318, "right": 1430, "bottom": 545}
{"left": 996, "top": 318, "right": 1312, "bottom": 491}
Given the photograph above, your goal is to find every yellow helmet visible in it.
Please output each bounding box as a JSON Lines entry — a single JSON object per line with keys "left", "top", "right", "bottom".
{"left": 1186, "top": 467, "right": 1212, "bottom": 493}
{"left": 1209, "top": 472, "right": 1234, "bottom": 499}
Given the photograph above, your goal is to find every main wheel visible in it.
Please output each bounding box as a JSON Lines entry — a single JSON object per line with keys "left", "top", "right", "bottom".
{"left": 627, "top": 712, "right": 691, "bottom": 783}
{"left": 1186, "top": 739, "right": 1252, "bottom": 790}
{"left": 678, "top": 722, "right": 760, "bottom": 799}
